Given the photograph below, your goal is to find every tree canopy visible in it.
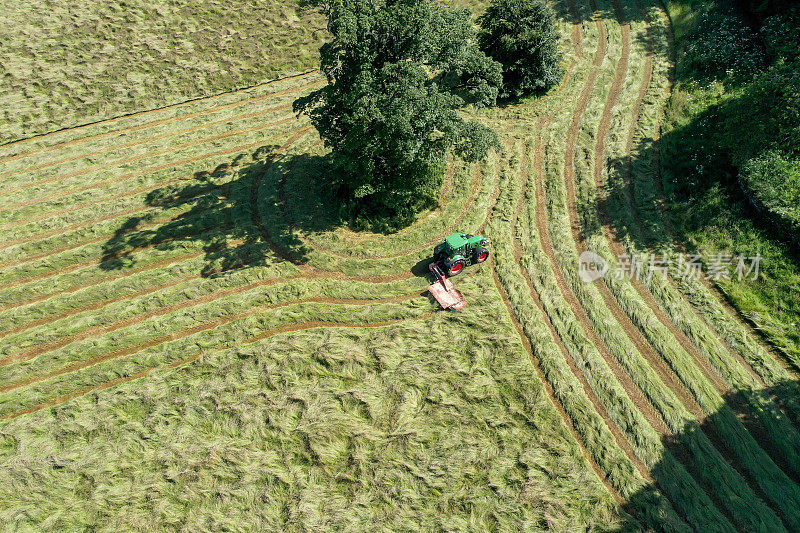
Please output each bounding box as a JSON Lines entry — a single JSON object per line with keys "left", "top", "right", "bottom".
{"left": 478, "top": 0, "right": 563, "bottom": 99}
{"left": 295, "top": 0, "right": 502, "bottom": 231}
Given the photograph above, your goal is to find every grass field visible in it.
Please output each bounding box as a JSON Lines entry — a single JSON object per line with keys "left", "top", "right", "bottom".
{"left": 1, "top": 0, "right": 800, "bottom": 530}
{"left": 0, "top": 0, "right": 327, "bottom": 144}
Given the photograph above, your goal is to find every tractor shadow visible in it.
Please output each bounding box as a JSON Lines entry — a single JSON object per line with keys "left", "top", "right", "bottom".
{"left": 613, "top": 379, "right": 800, "bottom": 531}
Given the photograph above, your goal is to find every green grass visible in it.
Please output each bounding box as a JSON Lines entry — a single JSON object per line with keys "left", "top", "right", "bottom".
{"left": 0, "top": 0, "right": 327, "bottom": 144}
{"left": 2, "top": 0, "right": 800, "bottom": 530}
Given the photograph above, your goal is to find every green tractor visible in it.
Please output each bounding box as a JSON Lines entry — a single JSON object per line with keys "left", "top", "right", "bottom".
{"left": 432, "top": 232, "right": 490, "bottom": 277}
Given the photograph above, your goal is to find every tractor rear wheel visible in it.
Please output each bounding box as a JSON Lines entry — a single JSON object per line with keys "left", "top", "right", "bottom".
{"left": 475, "top": 247, "right": 489, "bottom": 263}
{"left": 446, "top": 259, "right": 466, "bottom": 277}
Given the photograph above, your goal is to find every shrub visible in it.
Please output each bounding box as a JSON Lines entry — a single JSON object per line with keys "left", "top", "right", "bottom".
{"left": 762, "top": 7, "right": 800, "bottom": 62}
{"left": 478, "top": 0, "right": 564, "bottom": 99}
{"left": 740, "top": 150, "right": 800, "bottom": 233}
{"left": 722, "top": 61, "right": 800, "bottom": 163}
{"left": 683, "top": 10, "right": 765, "bottom": 80}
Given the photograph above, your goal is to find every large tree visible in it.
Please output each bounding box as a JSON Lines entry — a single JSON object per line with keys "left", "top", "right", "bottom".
{"left": 295, "top": 0, "right": 502, "bottom": 230}
{"left": 478, "top": 0, "right": 563, "bottom": 99}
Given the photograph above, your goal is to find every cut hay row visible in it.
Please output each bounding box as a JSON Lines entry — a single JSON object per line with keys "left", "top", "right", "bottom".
{"left": 0, "top": 70, "right": 322, "bottom": 164}
{"left": 0, "top": 312, "right": 428, "bottom": 422}
{"left": 0, "top": 128, "right": 312, "bottom": 312}
{"left": 1, "top": 81, "right": 323, "bottom": 183}
{"left": 510, "top": 1, "right": 756, "bottom": 527}
{"left": 0, "top": 119, "right": 304, "bottom": 225}
{"left": 527, "top": 1, "right": 794, "bottom": 527}
{"left": 558, "top": 0, "right": 800, "bottom": 527}
{"left": 0, "top": 112, "right": 296, "bottom": 208}
{"left": 0, "top": 295, "right": 433, "bottom": 419}
{"left": 486, "top": 3, "right": 692, "bottom": 526}
{"left": 486, "top": 137, "right": 689, "bottom": 530}
{"left": 0, "top": 84, "right": 315, "bottom": 197}
{"left": 0, "top": 130, "right": 446, "bottom": 368}
{"left": 482, "top": 3, "right": 682, "bottom": 525}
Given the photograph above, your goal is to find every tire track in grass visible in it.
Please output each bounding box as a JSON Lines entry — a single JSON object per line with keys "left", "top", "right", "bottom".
{"left": 1, "top": 80, "right": 324, "bottom": 183}
{"left": 291, "top": 157, "right": 484, "bottom": 261}
{"left": 617, "top": 0, "right": 800, "bottom": 482}
{"left": 0, "top": 292, "right": 426, "bottom": 395}
{"left": 0, "top": 126, "right": 300, "bottom": 234}
{"left": 0, "top": 313, "right": 429, "bottom": 422}
{"left": 573, "top": 0, "right": 800, "bottom": 527}
{"left": 0, "top": 70, "right": 321, "bottom": 162}
{"left": 0, "top": 194, "right": 227, "bottom": 272}
{"left": 1, "top": 221, "right": 234, "bottom": 289}
{"left": 0, "top": 116, "right": 298, "bottom": 214}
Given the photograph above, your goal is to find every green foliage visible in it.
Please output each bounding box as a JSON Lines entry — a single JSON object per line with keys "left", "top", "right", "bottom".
{"left": 478, "top": 0, "right": 564, "bottom": 98}
{"left": 663, "top": 0, "right": 800, "bottom": 358}
{"left": 295, "top": 0, "right": 502, "bottom": 231}
{"left": 762, "top": 7, "right": 800, "bottom": 61}
{"left": 741, "top": 151, "right": 800, "bottom": 232}
{"left": 739, "top": 0, "right": 800, "bottom": 18}
{"left": 722, "top": 61, "right": 800, "bottom": 163}
{"left": 682, "top": 10, "right": 765, "bottom": 81}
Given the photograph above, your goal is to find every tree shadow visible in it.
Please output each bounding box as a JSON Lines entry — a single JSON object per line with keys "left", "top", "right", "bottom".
{"left": 616, "top": 378, "right": 800, "bottom": 531}
{"left": 99, "top": 145, "right": 345, "bottom": 277}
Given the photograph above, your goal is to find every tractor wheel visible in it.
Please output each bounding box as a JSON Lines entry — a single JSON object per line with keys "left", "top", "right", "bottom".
{"left": 475, "top": 247, "right": 489, "bottom": 263}
{"left": 446, "top": 259, "right": 466, "bottom": 277}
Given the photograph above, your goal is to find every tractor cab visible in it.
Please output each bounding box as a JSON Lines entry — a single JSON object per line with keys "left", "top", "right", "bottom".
{"left": 433, "top": 232, "right": 490, "bottom": 277}
{"left": 427, "top": 232, "right": 490, "bottom": 311}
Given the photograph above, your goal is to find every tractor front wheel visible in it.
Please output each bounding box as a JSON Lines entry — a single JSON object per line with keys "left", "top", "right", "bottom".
{"left": 475, "top": 247, "right": 489, "bottom": 263}
{"left": 446, "top": 259, "right": 466, "bottom": 277}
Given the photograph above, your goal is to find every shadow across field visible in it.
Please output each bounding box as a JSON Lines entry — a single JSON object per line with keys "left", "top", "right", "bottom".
{"left": 615, "top": 379, "right": 800, "bottom": 531}
{"left": 99, "top": 144, "right": 440, "bottom": 280}
{"left": 99, "top": 145, "right": 338, "bottom": 276}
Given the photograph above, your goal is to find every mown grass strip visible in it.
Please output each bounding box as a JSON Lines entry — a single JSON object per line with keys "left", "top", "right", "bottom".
{"left": 0, "top": 123, "right": 300, "bottom": 234}
{"left": 0, "top": 280, "right": 427, "bottom": 393}
{"left": 0, "top": 70, "right": 321, "bottom": 163}
{"left": 0, "top": 116, "right": 299, "bottom": 217}
{"left": 0, "top": 79, "right": 324, "bottom": 182}
{"left": 0, "top": 296, "right": 431, "bottom": 418}
{"left": 487, "top": 137, "right": 690, "bottom": 531}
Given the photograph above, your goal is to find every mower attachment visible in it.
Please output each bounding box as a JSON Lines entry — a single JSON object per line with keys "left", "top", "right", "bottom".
{"left": 428, "top": 262, "right": 466, "bottom": 311}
